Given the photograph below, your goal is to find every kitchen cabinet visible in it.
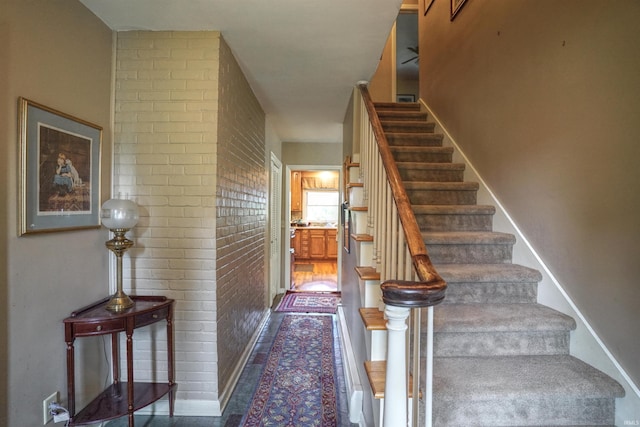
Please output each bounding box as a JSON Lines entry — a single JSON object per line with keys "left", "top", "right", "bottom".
{"left": 291, "top": 171, "right": 302, "bottom": 211}
{"left": 309, "top": 229, "right": 326, "bottom": 259}
{"left": 293, "top": 228, "right": 310, "bottom": 259}
{"left": 292, "top": 227, "right": 337, "bottom": 261}
{"left": 326, "top": 229, "right": 338, "bottom": 258}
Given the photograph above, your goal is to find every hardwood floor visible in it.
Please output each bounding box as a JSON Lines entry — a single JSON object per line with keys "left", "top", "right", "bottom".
{"left": 291, "top": 260, "right": 337, "bottom": 292}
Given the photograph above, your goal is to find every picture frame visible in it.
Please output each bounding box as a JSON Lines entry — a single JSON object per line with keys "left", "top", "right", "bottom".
{"left": 342, "top": 202, "right": 351, "bottom": 254}
{"left": 18, "top": 97, "right": 102, "bottom": 235}
{"left": 424, "top": 0, "right": 435, "bottom": 16}
{"left": 451, "top": 0, "right": 468, "bottom": 20}
{"left": 397, "top": 94, "right": 416, "bottom": 103}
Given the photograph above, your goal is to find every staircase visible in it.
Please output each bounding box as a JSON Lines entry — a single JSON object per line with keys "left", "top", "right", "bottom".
{"left": 347, "top": 100, "right": 625, "bottom": 426}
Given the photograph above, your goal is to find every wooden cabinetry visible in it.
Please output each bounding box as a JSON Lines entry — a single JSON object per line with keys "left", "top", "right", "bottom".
{"left": 64, "top": 296, "right": 176, "bottom": 427}
{"left": 309, "top": 229, "right": 326, "bottom": 259}
{"left": 292, "top": 227, "right": 337, "bottom": 261}
{"left": 293, "top": 228, "right": 310, "bottom": 259}
{"left": 326, "top": 228, "right": 338, "bottom": 258}
{"left": 291, "top": 171, "right": 302, "bottom": 211}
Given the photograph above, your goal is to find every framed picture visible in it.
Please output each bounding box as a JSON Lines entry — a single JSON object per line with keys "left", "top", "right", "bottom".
{"left": 342, "top": 203, "right": 351, "bottom": 254}
{"left": 451, "top": 0, "right": 468, "bottom": 20}
{"left": 424, "top": 0, "right": 435, "bottom": 15}
{"left": 397, "top": 94, "right": 416, "bottom": 103}
{"left": 18, "top": 98, "right": 102, "bottom": 235}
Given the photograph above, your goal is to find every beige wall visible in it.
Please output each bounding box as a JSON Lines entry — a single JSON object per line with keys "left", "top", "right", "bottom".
{"left": 2, "top": 0, "right": 113, "bottom": 424}
{"left": 369, "top": 25, "right": 396, "bottom": 103}
{"left": 421, "top": 0, "right": 640, "bottom": 388}
{"left": 114, "top": 30, "right": 267, "bottom": 414}
{"left": 282, "top": 142, "right": 344, "bottom": 167}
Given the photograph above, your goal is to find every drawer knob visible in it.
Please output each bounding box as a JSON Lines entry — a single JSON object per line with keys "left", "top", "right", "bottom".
{"left": 96, "top": 325, "right": 102, "bottom": 331}
{"left": 152, "top": 314, "right": 158, "bottom": 319}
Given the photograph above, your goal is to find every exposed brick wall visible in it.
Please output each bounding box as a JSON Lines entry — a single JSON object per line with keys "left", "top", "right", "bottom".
{"left": 113, "top": 31, "right": 266, "bottom": 412}
{"left": 215, "top": 38, "right": 267, "bottom": 392}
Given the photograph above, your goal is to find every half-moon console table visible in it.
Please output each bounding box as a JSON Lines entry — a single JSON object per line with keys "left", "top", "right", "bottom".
{"left": 64, "top": 295, "right": 176, "bottom": 426}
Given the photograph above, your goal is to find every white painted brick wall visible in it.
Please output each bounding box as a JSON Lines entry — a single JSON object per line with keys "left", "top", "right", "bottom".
{"left": 215, "top": 37, "right": 267, "bottom": 392}
{"left": 114, "top": 31, "right": 266, "bottom": 414}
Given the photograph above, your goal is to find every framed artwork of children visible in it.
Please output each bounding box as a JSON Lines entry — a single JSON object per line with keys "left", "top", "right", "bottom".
{"left": 18, "top": 97, "right": 102, "bottom": 235}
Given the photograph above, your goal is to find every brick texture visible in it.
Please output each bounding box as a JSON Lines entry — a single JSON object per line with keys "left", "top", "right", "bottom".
{"left": 114, "top": 31, "right": 266, "bottom": 410}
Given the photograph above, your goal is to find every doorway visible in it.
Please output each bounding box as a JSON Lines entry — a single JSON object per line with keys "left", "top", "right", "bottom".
{"left": 396, "top": 10, "right": 419, "bottom": 102}
{"left": 286, "top": 166, "right": 341, "bottom": 293}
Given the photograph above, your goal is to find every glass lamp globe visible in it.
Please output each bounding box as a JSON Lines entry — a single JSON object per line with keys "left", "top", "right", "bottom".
{"left": 101, "top": 198, "right": 139, "bottom": 230}
{"left": 100, "top": 198, "right": 139, "bottom": 312}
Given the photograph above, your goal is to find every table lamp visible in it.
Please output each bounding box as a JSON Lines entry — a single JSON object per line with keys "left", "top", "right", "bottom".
{"left": 100, "top": 198, "right": 139, "bottom": 312}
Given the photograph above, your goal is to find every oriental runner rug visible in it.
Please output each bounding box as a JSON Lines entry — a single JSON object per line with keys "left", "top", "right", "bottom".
{"left": 274, "top": 291, "right": 340, "bottom": 314}
{"left": 241, "top": 315, "right": 340, "bottom": 427}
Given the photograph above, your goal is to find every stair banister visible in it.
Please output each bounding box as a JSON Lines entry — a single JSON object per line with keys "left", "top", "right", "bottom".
{"left": 356, "top": 82, "right": 447, "bottom": 427}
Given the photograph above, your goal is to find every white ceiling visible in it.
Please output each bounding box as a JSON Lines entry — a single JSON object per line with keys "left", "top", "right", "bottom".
{"left": 80, "top": 0, "right": 404, "bottom": 144}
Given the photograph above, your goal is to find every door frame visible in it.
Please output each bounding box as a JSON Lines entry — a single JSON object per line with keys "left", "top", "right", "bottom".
{"left": 269, "top": 152, "right": 283, "bottom": 304}
{"left": 284, "top": 164, "right": 343, "bottom": 292}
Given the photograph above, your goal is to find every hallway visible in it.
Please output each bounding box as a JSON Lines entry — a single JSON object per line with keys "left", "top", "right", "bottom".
{"left": 106, "top": 311, "right": 355, "bottom": 427}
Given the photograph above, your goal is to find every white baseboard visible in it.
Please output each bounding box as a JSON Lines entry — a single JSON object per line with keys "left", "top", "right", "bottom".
{"left": 337, "top": 306, "right": 364, "bottom": 425}
{"left": 421, "top": 100, "right": 640, "bottom": 424}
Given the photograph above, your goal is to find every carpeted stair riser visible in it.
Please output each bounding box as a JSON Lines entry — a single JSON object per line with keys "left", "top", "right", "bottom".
{"left": 386, "top": 132, "right": 444, "bottom": 146}
{"left": 441, "top": 281, "right": 538, "bottom": 304}
{"left": 434, "top": 397, "right": 616, "bottom": 426}
{"left": 397, "top": 162, "right": 465, "bottom": 182}
{"left": 423, "top": 232, "right": 516, "bottom": 264}
{"left": 436, "top": 263, "right": 541, "bottom": 304}
{"left": 390, "top": 146, "right": 453, "bottom": 163}
{"left": 374, "top": 102, "right": 420, "bottom": 112}
{"left": 381, "top": 120, "right": 436, "bottom": 133}
{"left": 405, "top": 182, "right": 479, "bottom": 205}
{"left": 377, "top": 111, "right": 428, "bottom": 122}
{"left": 373, "top": 102, "right": 624, "bottom": 426}
{"left": 428, "top": 303, "right": 576, "bottom": 357}
{"left": 429, "top": 356, "right": 624, "bottom": 426}
{"left": 413, "top": 205, "right": 495, "bottom": 232}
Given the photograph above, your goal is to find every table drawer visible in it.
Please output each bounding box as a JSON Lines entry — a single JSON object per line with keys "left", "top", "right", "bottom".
{"left": 135, "top": 306, "right": 169, "bottom": 328}
{"left": 73, "top": 318, "right": 125, "bottom": 336}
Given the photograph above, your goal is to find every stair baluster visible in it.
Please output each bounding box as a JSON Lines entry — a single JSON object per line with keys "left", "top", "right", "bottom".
{"left": 356, "top": 83, "right": 447, "bottom": 427}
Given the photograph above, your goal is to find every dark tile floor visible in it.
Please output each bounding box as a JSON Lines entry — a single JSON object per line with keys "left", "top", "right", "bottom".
{"left": 106, "top": 311, "right": 356, "bottom": 426}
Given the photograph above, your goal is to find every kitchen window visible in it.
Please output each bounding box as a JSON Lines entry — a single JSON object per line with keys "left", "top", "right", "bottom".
{"left": 304, "top": 190, "right": 339, "bottom": 224}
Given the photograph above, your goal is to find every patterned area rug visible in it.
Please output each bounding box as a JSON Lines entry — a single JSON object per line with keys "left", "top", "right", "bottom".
{"left": 241, "top": 315, "right": 339, "bottom": 427}
{"left": 274, "top": 291, "right": 340, "bottom": 314}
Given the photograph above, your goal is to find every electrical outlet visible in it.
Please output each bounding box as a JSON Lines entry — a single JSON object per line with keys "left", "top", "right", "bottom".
{"left": 42, "top": 391, "right": 58, "bottom": 425}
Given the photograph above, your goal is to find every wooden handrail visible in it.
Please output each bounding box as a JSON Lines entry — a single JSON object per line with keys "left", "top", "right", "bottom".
{"left": 357, "top": 83, "right": 446, "bottom": 307}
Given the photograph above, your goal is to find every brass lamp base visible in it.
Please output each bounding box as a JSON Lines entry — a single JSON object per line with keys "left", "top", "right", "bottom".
{"left": 105, "top": 290, "right": 134, "bottom": 312}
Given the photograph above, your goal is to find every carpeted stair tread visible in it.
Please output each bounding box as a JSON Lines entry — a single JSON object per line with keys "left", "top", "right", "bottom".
{"left": 413, "top": 204, "right": 496, "bottom": 215}
{"left": 435, "top": 263, "right": 542, "bottom": 283}
{"left": 433, "top": 303, "right": 576, "bottom": 333}
{"left": 386, "top": 132, "right": 444, "bottom": 146}
{"left": 390, "top": 146, "right": 453, "bottom": 154}
{"left": 423, "top": 231, "right": 516, "bottom": 245}
{"left": 434, "top": 355, "right": 626, "bottom": 401}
